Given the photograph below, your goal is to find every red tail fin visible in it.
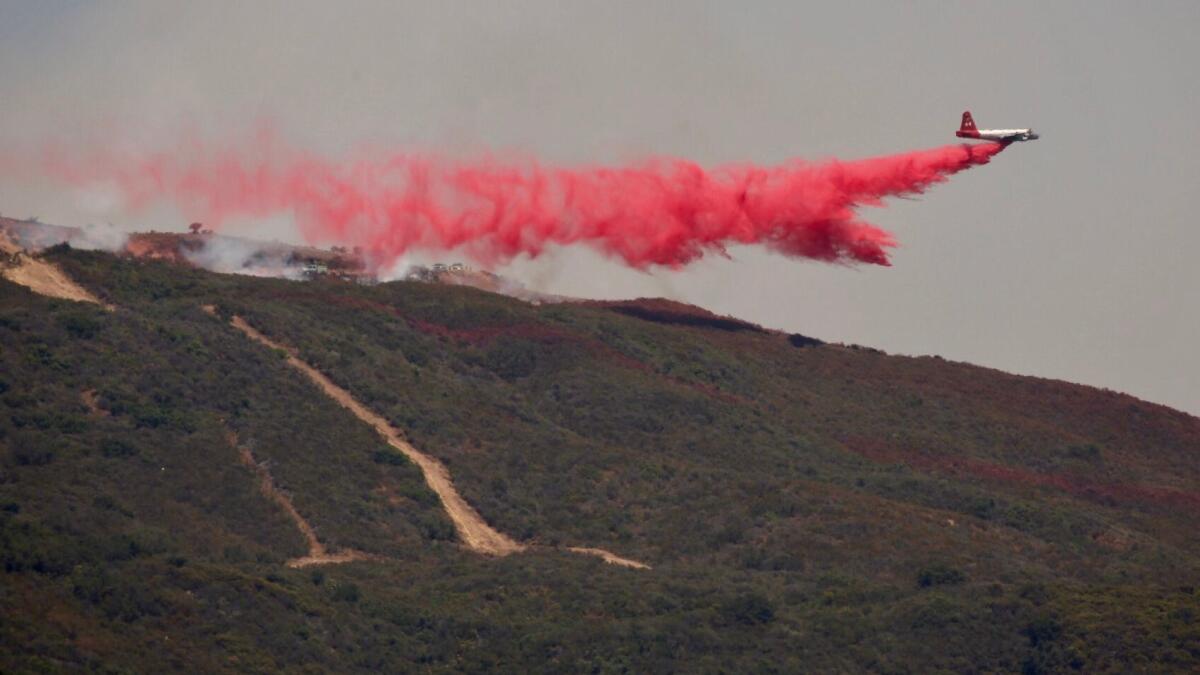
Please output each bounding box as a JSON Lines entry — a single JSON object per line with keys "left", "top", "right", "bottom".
{"left": 960, "top": 111, "right": 977, "bottom": 132}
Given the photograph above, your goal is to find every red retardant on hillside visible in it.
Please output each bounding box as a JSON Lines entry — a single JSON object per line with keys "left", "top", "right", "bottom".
{"left": 40, "top": 135, "right": 1005, "bottom": 269}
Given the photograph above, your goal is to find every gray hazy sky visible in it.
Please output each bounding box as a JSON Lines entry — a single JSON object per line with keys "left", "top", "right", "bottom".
{"left": 2, "top": 1, "right": 1197, "bottom": 414}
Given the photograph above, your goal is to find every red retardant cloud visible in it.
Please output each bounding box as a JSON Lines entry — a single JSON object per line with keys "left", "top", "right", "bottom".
{"left": 40, "top": 133, "right": 1005, "bottom": 270}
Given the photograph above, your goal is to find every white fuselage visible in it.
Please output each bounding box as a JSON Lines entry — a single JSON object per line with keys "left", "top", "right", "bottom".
{"left": 958, "top": 128, "right": 1039, "bottom": 142}
{"left": 979, "top": 129, "right": 1032, "bottom": 139}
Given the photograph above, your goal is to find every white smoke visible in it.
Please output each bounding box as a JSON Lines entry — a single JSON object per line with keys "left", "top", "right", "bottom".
{"left": 375, "top": 255, "right": 417, "bottom": 283}
{"left": 69, "top": 222, "right": 129, "bottom": 252}
{"left": 182, "top": 235, "right": 304, "bottom": 279}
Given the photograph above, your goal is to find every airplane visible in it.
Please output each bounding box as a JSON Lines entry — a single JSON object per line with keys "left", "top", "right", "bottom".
{"left": 955, "top": 111, "right": 1039, "bottom": 142}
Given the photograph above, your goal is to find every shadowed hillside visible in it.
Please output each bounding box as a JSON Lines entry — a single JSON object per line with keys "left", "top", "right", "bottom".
{"left": 1, "top": 246, "right": 1197, "bottom": 673}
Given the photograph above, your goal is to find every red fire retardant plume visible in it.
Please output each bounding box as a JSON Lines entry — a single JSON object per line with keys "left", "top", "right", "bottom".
{"left": 42, "top": 135, "right": 1005, "bottom": 269}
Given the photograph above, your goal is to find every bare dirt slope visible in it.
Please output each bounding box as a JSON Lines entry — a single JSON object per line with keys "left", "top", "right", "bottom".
{"left": 228, "top": 429, "right": 373, "bottom": 568}
{"left": 1, "top": 234, "right": 107, "bottom": 307}
{"left": 214, "top": 308, "right": 648, "bottom": 568}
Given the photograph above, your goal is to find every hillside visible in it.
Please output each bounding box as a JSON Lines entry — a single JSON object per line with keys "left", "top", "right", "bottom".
{"left": 1, "top": 216, "right": 369, "bottom": 281}
{"left": 1, "top": 245, "right": 1197, "bottom": 673}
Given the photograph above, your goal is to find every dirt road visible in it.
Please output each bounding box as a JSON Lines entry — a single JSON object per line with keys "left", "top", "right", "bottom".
{"left": 228, "top": 429, "right": 373, "bottom": 568}
{"left": 226, "top": 314, "right": 525, "bottom": 556}
{"left": 218, "top": 309, "right": 648, "bottom": 568}
{"left": 565, "top": 547, "right": 651, "bottom": 569}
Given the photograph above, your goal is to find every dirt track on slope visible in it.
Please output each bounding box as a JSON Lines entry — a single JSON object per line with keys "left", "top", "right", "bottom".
{"left": 566, "top": 547, "right": 651, "bottom": 569}
{"left": 212, "top": 307, "right": 649, "bottom": 568}
{"left": 228, "top": 429, "right": 374, "bottom": 568}
{"left": 1, "top": 234, "right": 108, "bottom": 307}
{"left": 224, "top": 312, "right": 524, "bottom": 556}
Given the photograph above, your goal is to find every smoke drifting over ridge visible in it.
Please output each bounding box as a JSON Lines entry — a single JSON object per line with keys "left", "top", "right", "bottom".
{"left": 35, "top": 132, "right": 1005, "bottom": 270}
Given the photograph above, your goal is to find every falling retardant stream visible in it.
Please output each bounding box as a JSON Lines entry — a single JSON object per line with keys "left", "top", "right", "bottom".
{"left": 38, "top": 132, "right": 1006, "bottom": 271}
{"left": 206, "top": 307, "right": 648, "bottom": 569}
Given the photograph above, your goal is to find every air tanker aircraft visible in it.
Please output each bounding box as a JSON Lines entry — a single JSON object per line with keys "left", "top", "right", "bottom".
{"left": 956, "top": 111, "right": 1039, "bottom": 142}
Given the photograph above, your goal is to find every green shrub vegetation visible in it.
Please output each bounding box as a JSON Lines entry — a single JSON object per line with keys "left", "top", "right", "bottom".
{"left": 0, "top": 248, "right": 1196, "bottom": 672}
